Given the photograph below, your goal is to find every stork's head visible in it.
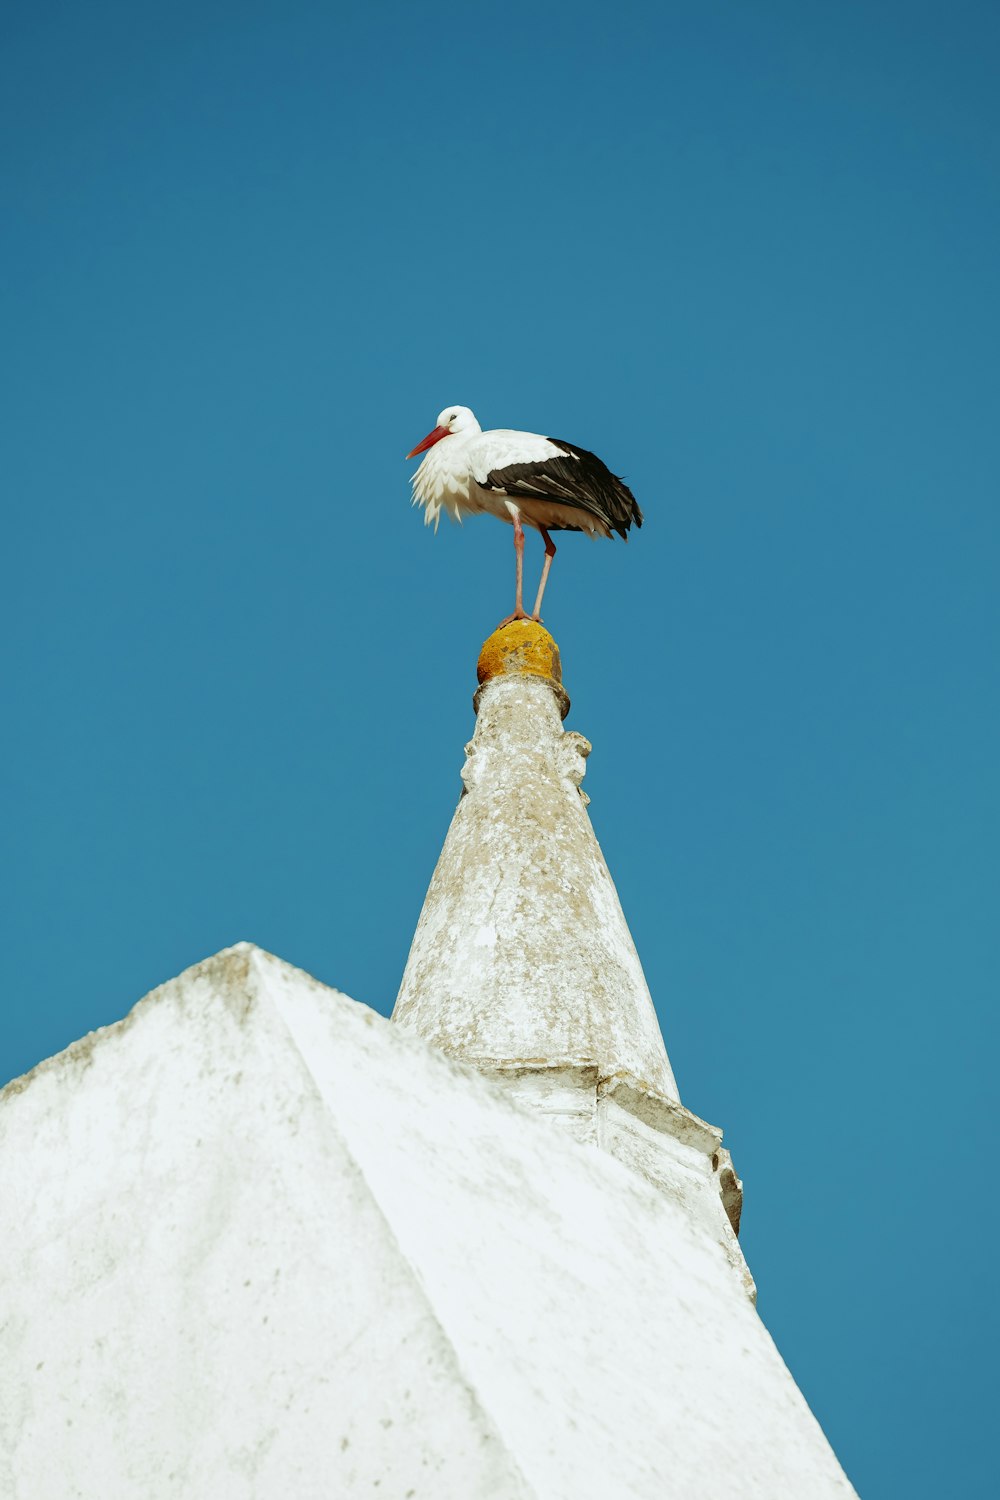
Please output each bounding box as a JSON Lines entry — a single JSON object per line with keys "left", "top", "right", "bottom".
{"left": 406, "top": 404, "right": 481, "bottom": 458}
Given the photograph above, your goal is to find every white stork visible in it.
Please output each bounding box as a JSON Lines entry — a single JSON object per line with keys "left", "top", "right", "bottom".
{"left": 406, "top": 405, "right": 643, "bottom": 626}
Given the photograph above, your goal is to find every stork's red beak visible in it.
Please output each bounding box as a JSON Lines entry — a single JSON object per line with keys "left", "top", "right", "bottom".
{"left": 406, "top": 425, "right": 449, "bottom": 459}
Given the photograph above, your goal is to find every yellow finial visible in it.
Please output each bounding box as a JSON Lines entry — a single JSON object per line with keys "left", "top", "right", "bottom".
{"left": 477, "top": 620, "right": 562, "bottom": 687}
{"left": 475, "top": 620, "right": 569, "bottom": 718}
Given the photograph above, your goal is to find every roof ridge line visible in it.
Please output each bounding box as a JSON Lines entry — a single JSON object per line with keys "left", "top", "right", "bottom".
{"left": 251, "top": 949, "right": 542, "bottom": 1500}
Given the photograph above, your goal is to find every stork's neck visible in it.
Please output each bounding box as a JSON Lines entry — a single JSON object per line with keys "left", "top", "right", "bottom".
{"left": 449, "top": 413, "right": 482, "bottom": 438}
{"left": 415, "top": 424, "right": 479, "bottom": 484}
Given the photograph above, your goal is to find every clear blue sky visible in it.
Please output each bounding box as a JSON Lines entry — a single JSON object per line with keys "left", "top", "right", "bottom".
{"left": 3, "top": 2, "right": 997, "bottom": 1493}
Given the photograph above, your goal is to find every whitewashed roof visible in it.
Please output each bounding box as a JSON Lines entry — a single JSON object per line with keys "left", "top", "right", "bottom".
{"left": 1, "top": 944, "right": 857, "bottom": 1499}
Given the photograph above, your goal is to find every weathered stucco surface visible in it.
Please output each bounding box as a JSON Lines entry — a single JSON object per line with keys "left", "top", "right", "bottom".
{"left": 393, "top": 666, "right": 679, "bottom": 1100}
{"left": 0, "top": 946, "right": 858, "bottom": 1500}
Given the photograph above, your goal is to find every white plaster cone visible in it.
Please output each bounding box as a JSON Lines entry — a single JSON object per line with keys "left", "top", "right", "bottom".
{"left": 392, "top": 643, "right": 679, "bottom": 1101}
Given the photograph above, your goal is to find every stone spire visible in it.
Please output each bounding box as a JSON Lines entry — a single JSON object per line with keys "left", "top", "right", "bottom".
{"left": 392, "top": 622, "right": 679, "bottom": 1102}
{"left": 393, "top": 623, "right": 752, "bottom": 1298}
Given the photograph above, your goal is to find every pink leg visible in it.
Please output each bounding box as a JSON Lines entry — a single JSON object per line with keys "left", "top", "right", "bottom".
{"left": 497, "top": 511, "right": 531, "bottom": 627}
{"left": 531, "top": 528, "right": 557, "bottom": 621}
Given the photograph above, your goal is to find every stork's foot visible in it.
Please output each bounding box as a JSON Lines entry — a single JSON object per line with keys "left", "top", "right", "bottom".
{"left": 530, "top": 612, "right": 544, "bottom": 624}
{"left": 497, "top": 607, "right": 531, "bottom": 628}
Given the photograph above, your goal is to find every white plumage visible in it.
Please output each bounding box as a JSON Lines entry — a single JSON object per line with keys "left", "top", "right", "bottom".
{"left": 412, "top": 420, "right": 586, "bottom": 530}
{"left": 405, "top": 404, "right": 642, "bottom": 626}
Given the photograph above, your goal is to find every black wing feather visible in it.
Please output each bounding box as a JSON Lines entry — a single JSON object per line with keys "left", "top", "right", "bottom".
{"left": 481, "top": 438, "right": 643, "bottom": 539}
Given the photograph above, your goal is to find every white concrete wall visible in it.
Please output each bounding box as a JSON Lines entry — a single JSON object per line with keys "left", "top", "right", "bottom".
{"left": 0, "top": 946, "right": 858, "bottom": 1499}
